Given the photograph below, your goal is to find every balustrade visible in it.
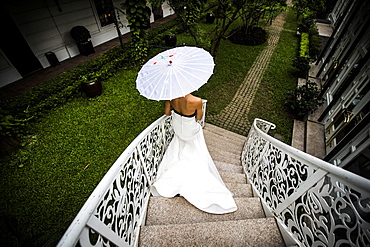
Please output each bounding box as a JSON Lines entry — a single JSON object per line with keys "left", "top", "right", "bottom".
{"left": 57, "top": 100, "right": 207, "bottom": 247}
{"left": 242, "top": 118, "right": 370, "bottom": 247}
{"left": 57, "top": 111, "right": 370, "bottom": 247}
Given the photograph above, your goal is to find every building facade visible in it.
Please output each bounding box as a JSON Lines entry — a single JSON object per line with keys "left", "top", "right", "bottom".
{"left": 315, "top": 0, "right": 370, "bottom": 179}
{"left": 0, "top": 0, "right": 173, "bottom": 88}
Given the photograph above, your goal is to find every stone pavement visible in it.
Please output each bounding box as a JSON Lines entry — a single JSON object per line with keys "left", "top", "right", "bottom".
{"left": 207, "top": 11, "right": 288, "bottom": 136}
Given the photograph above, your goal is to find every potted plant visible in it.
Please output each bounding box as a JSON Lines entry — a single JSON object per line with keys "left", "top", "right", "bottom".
{"left": 284, "top": 80, "right": 324, "bottom": 120}
{"left": 164, "top": 30, "right": 177, "bottom": 47}
{"left": 70, "top": 26, "right": 95, "bottom": 56}
{"left": 80, "top": 72, "right": 102, "bottom": 97}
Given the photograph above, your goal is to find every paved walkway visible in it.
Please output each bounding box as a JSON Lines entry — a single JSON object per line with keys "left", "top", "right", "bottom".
{"left": 207, "top": 11, "right": 288, "bottom": 136}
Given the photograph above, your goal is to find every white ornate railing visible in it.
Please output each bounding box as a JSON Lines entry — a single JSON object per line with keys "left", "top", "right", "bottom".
{"left": 242, "top": 118, "right": 370, "bottom": 247}
{"left": 57, "top": 100, "right": 207, "bottom": 247}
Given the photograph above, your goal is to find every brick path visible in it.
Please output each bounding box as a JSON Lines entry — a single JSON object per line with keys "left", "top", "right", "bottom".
{"left": 207, "top": 11, "right": 288, "bottom": 136}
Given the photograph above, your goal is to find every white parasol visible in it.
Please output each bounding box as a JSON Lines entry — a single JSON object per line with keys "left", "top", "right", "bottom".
{"left": 136, "top": 46, "right": 215, "bottom": 101}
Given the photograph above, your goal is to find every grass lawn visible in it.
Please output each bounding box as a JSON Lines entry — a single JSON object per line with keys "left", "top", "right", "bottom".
{"left": 0, "top": 8, "right": 298, "bottom": 246}
{"left": 248, "top": 9, "right": 299, "bottom": 143}
{"left": 173, "top": 20, "right": 267, "bottom": 116}
{"left": 248, "top": 28, "right": 299, "bottom": 143}
{"left": 0, "top": 69, "right": 164, "bottom": 245}
{"left": 198, "top": 38, "right": 267, "bottom": 115}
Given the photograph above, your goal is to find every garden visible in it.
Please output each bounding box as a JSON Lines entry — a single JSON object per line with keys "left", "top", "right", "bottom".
{"left": 0, "top": 0, "right": 328, "bottom": 245}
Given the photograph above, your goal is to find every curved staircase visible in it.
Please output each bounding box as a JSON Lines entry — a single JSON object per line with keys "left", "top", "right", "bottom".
{"left": 139, "top": 123, "right": 285, "bottom": 246}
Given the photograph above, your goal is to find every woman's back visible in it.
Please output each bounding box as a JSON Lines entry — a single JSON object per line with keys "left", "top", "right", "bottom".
{"left": 166, "top": 94, "right": 203, "bottom": 120}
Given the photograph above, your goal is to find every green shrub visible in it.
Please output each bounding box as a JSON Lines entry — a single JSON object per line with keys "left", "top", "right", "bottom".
{"left": 309, "top": 27, "right": 321, "bottom": 58}
{"left": 285, "top": 80, "right": 324, "bottom": 119}
{"left": 298, "top": 17, "right": 314, "bottom": 33}
{"left": 299, "top": 32, "right": 309, "bottom": 57}
{"left": 292, "top": 56, "right": 310, "bottom": 78}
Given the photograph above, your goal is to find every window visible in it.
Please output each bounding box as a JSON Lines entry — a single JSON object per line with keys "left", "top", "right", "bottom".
{"left": 343, "top": 145, "right": 370, "bottom": 180}
{"left": 94, "top": 0, "right": 115, "bottom": 27}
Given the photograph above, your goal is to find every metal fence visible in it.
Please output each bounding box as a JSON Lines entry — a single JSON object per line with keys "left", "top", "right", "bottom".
{"left": 242, "top": 118, "right": 370, "bottom": 247}
{"left": 57, "top": 100, "right": 207, "bottom": 247}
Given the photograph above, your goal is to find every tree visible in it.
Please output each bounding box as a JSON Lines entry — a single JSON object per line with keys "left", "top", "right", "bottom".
{"left": 120, "top": 0, "right": 151, "bottom": 64}
{"left": 208, "top": 0, "right": 284, "bottom": 57}
{"left": 108, "top": 0, "right": 124, "bottom": 49}
{"left": 228, "top": 0, "right": 286, "bottom": 46}
{"left": 150, "top": 0, "right": 206, "bottom": 46}
{"left": 206, "top": 0, "right": 246, "bottom": 57}
{"left": 166, "top": 0, "right": 204, "bottom": 46}
{"left": 292, "top": 0, "right": 326, "bottom": 20}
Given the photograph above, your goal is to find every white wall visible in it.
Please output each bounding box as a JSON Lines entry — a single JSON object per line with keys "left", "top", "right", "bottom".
{"left": 4, "top": 0, "right": 130, "bottom": 66}
{"left": 0, "top": 0, "right": 173, "bottom": 88}
{"left": 0, "top": 50, "right": 22, "bottom": 88}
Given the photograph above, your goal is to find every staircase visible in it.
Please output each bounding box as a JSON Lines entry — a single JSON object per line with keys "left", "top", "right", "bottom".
{"left": 139, "top": 123, "right": 285, "bottom": 246}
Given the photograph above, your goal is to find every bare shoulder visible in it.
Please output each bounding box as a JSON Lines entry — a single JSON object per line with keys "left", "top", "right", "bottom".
{"left": 187, "top": 94, "right": 202, "bottom": 104}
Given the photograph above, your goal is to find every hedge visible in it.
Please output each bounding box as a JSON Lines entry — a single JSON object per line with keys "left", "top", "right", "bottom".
{"left": 299, "top": 32, "right": 309, "bottom": 57}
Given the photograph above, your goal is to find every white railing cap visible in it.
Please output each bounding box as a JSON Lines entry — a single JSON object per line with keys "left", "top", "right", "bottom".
{"left": 57, "top": 115, "right": 168, "bottom": 246}
{"left": 253, "top": 118, "right": 370, "bottom": 192}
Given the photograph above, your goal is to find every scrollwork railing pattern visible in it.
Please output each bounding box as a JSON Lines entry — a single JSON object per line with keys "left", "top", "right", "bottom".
{"left": 57, "top": 116, "right": 174, "bottom": 247}
{"left": 91, "top": 147, "right": 152, "bottom": 246}
{"left": 242, "top": 118, "right": 370, "bottom": 247}
{"left": 58, "top": 100, "right": 207, "bottom": 247}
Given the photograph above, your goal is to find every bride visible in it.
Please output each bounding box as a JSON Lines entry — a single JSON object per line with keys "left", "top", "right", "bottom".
{"left": 150, "top": 94, "right": 237, "bottom": 214}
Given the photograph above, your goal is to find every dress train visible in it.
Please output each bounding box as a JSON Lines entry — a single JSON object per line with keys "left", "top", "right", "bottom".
{"left": 150, "top": 111, "right": 237, "bottom": 214}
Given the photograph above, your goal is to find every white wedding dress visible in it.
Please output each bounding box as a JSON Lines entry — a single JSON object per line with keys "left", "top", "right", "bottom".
{"left": 150, "top": 111, "right": 237, "bottom": 214}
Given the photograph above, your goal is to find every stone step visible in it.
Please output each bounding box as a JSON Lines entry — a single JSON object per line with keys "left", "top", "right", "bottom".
{"left": 203, "top": 132, "right": 246, "bottom": 154}
{"left": 204, "top": 129, "right": 245, "bottom": 154}
{"left": 145, "top": 197, "right": 264, "bottom": 226}
{"left": 209, "top": 150, "right": 242, "bottom": 166}
{"left": 139, "top": 218, "right": 285, "bottom": 247}
{"left": 204, "top": 123, "right": 248, "bottom": 143}
{"left": 208, "top": 145, "right": 242, "bottom": 162}
{"left": 225, "top": 183, "right": 253, "bottom": 197}
{"left": 291, "top": 115, "right": 326, "bottom": 159}
{"left": 214, "top": 160, "right": 243, "bottom": 174}
{"left": 205, "top": 137, "right": 243, "bottom": 156}
{"left": 220, "top": 171, "right": 246, "bottom": 184}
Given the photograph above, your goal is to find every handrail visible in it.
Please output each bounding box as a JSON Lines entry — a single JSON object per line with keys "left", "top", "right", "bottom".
{"left": 57, "top": 115, "right": 174, "bottom": 247}
{"left": 57, "top": 100, "right": 207, "bottom": 247}
{"left": 242, "top": 118, "right": 370, "bottom": 247}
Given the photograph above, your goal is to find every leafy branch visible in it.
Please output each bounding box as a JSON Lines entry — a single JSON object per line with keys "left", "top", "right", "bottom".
{"left": 120, "top": 0, "right": 151, "bottom": 64}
